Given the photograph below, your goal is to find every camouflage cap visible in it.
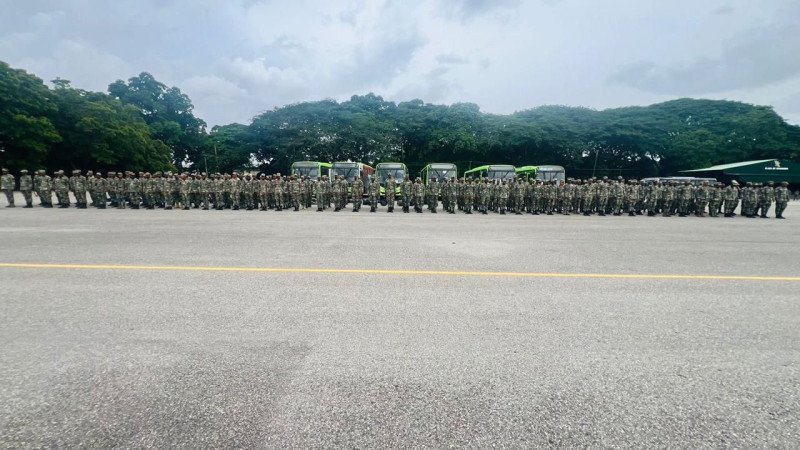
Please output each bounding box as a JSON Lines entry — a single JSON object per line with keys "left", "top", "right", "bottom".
{"left": 1, "top": 168, "right": 7, "bottom": 173}
{"left": 20, "top": 169, "right": 28, "bottom": 174}
{"left": 782, "top": 181, "right": 789, "bottom": 186}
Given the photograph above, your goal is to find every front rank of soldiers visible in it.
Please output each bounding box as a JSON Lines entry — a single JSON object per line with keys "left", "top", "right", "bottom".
{"left": 0, "top": 168, "right": 792, "bottom": 219}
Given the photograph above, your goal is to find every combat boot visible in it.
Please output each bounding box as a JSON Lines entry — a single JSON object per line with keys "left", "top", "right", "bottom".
{"left": 628, "top": 211, "right": 635, "bottom": 216}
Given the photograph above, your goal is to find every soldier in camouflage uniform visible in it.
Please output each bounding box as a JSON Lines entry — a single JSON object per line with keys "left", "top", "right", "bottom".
{"left": 401, "top": 175, "right": 413, "bottom": 213}
{"left": 34, "top": 170, "right": 53, "bottom": 207}
{"left": 412, "top": 177, "right": 425, "bottom": 213}
{"left": 596, "top": 178, "right": 609, "bottom": 216}
{"left": 463, "top": 178, "right": 474, "bottom": 214}
{"left": 677, "top": 181, "right": 692, "bottom": 217}
{"left": 743, "top": 182, "right": 757, "bottom": 217}
{"left": 1, "top": 168, "right": 14, "bottom": 207}
{"left": 317, "top": 175, "right": 330, "bottom": 212}
{"left": 257, "top": 174, "right": 269, "bottom": 211}
{"left": 497, "top": 180, "right": 508, "bottom": 215}
{"left": 53, "top": 170, "right": 70, "bottom": 208}
{"left": 759, "top": 181, "right": 775, "bottom": 218}
{"left": 707, "top": 182, "right": 723, "bottom": 217}
{"left": 93, "top": 172, "right": 107, "bottom": 209}
{"left": 693, "top": 180, "right": 710, "bottom": 217}
{"left": 273, "top": 174, "right": 285, "bottom": 211}
{"left": 351, "top": 176, "right": 364, "bottom": 212}
{"left": 426, "top": 177, "right": 439, "bottom": 213}
{"left": 723, "top": 180, "right": 739, "bottom": 217}
{"left": 332, "top": 175, "right": 344, "bottom": 211}
{"left": 480, "top": 178, "right": 492, "bottom": 215}
{"left": 369, "top": 176, "right": 380, "bottom": 212}
{"left": 775, "top": 181, "right": 789, "bottom": 219}
{"left": 141, "top": 172, "right": 154, "bottom": 209}
{"left": 19, "top": 170, "right": 33, "bottom": 207}
{"left": 446, "top": 178, "right": 458, "bottom": 214}
{"left": 385, "top": 174, "right": 397, "bottom": 213}
{"left": 289, "top": 175, "right": 302, "bottom": 211}
{"left": 162, "top": 172, "right": 175, "bottom": 210}
{"left": 179, "top": 174, "right": 191, "bottom": 210}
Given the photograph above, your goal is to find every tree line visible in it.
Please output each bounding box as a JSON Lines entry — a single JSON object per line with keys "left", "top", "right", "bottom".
{"left": 2, "top": 60, "right": 799, "bottom": 178}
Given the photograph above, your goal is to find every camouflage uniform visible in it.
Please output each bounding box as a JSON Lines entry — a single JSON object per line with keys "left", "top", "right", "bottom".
{"left": 413, "top": 178, "right": 425, "bottom": 213}
{"left": 34, "top": 170, "right": 53, "bottom": 207}
{"left": 92, "top": 173, "right": 108, "bottom": 208}
{"left": 351, "top": 178, "right": 364, "bottom": 212}
{"left": 317, "top": 176, "right": 330, "bottom": 211}
{"left": 693, "top": 181, "right": 710, "bottom": 217}
{"left": 19, "top": 170, "right": 33, "bottom": 207}
{"left": 426, "top": 178, "right": 439, "bottom": 213}
{"left": 759, "top": 182, "right": 775, "bottom": 218}
{"left": 775, "top": 182, "right": 789, "bottom": 219}
{"left": 53, "top": 171, "right": 71, "bottom": 207}
{"left": 369, "top": 178, "right": 380, "bottom": 212}
{"left": 289, "top": 176, "right": 301, "bottom": 211}
{"left": 1, "top": 169, "right": 14, "bottom": 207}
{"left": 401, "top": 177, "right": 413, "bottom": 213}
{"left": 385, "top": 176, "right": 396, "bottom": 212}
{"left": 723, "top": 181, "right": 739, "bottom": 217}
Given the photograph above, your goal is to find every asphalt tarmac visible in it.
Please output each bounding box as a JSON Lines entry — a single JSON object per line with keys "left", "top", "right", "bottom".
{"left": 1, "top": 200, "right": 798, "bottom": 448}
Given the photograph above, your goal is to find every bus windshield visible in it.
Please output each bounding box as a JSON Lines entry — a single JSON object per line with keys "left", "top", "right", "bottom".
{"left": 428, "top": 166, "right": 457, "bottom": 182}
{"left": 333, "top": 165, "right": 359, "bottom": 182}
{"left": 293, "top": 165, "right": 320, "bottom": 180}
{"left": 536, "top": 167, "right": 565, "bottom": 182}
{"left": 487, "top": 168, "right": 516, "bottom": 180}
{"left": 378, "top": 169, "right": 405, "bottom": 183}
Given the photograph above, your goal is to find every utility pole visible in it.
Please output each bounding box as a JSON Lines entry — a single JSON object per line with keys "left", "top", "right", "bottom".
{"left": 591, "top": 147, "right": 600, "bottom": 178}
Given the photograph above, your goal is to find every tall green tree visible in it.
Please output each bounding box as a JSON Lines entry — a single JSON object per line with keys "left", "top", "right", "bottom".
{"left": 0, "top": 62, "right": 61, "bottom": 170}
{"left": 108, "top": 72, "right": 207, "bottom": 167}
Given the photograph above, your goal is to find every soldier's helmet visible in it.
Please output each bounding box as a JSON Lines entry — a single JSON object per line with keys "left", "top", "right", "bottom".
{"left": 782, "top": 181, "right": 789, "bottom": 186}
{"left": 20, "top": 169, "right": 28, "bottom": 174}
{"left": 768, "top": 181, "right": 774, "bottom": 186}
{"left": 415, "top": 177, "right": 421, "bottom": 182}
{"left": 1, "top": 168, "right": 8, "bottom": 173}
{"left": 95, "top": 172, "right": 102, "bottom": 177}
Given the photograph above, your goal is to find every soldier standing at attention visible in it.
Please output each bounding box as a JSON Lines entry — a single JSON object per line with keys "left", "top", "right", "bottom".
{"left": 723, "top": 180, "right": 739, "bottom": 217}
{"left": 1, "top": 168, "right": 14, "bottom": 207}
{"left": 775, "top": 181, "right": 789, "bottom": 219}
{"left": 369, "top": 176, "right": 380, "bottom": 212}
{"left": 412, "top": 177, "right": 425, "bottom": 213}
{"left": 760, "top": 181, "right": 776, "bottom": 218}
{"left": 385, "top": 174, "right": 397, "bottom": 213}
{"left": 351, "top": 176, "right": 364, "bottom": 212}
{"left": 179, "top": 173, "right": 191, "bottom": 210}
{"left": 463, "top": 178, "right": 474, "bottom": 214}
{"left": 93, "top": 172, "right": 107, "bottom": 209}
{"left": 426, "top": 177, "right": 439, "bottom": 213}
{"left": 317, "top": 175, "right": 330, "bottom": 212}
{"left": 162, "top": 172, "right": 174, "bottom": 210}
{"left": 447, "top": 178, "right": 458, "bottom": 214}
{"left": 289, "top": 175, "right": 302, "bottom": 211}
{"left": 401, "top": 175, "right": 413, "bottom": 213}
{"left": 34, "top": 170, "right": 53, "bottom": 207}
{"left": 53, "top": 170, "right": 70, "bottom": 208}
{"left": 694, "top": 180, "right": 710, "bottom": 217}
{"left": 19, "top": 170, "right": 33, "bottom": 208}
{"left": 498, "top": 180, "right": 509, "bottom": 215}
{"left": 707, "top": 182, "right": 722, "bottom": 217}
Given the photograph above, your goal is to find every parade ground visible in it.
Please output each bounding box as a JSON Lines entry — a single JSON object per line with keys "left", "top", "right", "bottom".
{"left": 1, "top": 205, "right": 799, "bottom": 447}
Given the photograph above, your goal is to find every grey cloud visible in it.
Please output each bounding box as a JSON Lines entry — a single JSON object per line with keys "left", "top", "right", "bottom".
{"left": 442, "top": 0, "right": 521, "bottom": 19}
{"left": 340, "top": 30, "right": 427, "bottom": 87}
{"left": 609, "top": 22, "right": 800, "bottom": 95}
{"left": 393, "top": 66, "right": 454, "bottom": 103}
{"left": 435, "top": 54, "right": 469, "bottom": 65}
{"left": 713, "top": 5, "right": 734, "bottom": 15}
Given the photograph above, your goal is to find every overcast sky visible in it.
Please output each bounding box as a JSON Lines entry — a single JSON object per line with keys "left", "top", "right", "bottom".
{"left": 2, "top": 0, "right": 799, "bottom": 127}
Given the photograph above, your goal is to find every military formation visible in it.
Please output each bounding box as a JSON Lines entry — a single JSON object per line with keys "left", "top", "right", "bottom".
{"left": 0, "top": 169, "right": 793, "bottom": 219}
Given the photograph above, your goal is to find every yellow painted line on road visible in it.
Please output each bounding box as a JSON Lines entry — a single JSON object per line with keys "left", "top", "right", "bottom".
{"left": 0, "top": 262, "right": 798, "bottom": 282}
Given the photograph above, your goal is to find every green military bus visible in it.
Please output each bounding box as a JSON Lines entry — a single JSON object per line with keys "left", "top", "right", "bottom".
{"left": 332, "top": 162, "right": 375, "bottom": 198}
{"left": 421, "top": 163, "right": 458, "bottom": 185}
{"left": 463, "top": 164, "right": 516, "bottom": 181}
{"left": 290, "top": 161, "right": 332, "bottom": 181}
{"left": 515, "top": 165, "right": 566, "bottom": 182}
{"left": 375, "top": 162, "right": 407, "bottom": 196}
